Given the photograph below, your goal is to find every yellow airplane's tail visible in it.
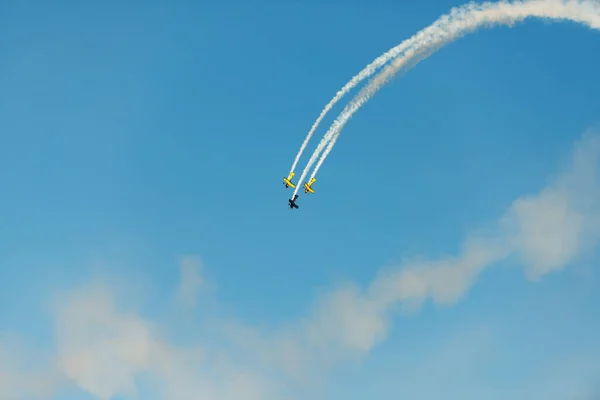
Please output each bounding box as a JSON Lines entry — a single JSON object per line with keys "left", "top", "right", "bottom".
{"left": 283, "top": 172, "right": 296, "bottom": 188}
{"left": 303, "top": 178, "right": 316, "bottom": 194}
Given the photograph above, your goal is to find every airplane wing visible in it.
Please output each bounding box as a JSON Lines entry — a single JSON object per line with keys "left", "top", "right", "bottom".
{"left": 303, "top": 178, "right": 316, "bottom": 193}
{"left": 284, "top": 172, "right": 296, "bottom": 188}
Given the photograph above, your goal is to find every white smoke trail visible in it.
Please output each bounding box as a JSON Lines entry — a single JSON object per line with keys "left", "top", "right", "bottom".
{"left": 288, "top": 31, "right": 435, "bottom": 174}
{"left": 293, "top": 0, "right": 600, "bottom": 193}
{"left": 287, "top": 1, "right": 481, "bottom": 175}
{"left": 289, "top": 9, "right": 462, "bottom": 193}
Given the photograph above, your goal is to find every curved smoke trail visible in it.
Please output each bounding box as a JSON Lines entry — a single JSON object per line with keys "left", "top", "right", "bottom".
{"left": 288, "top": 34, "right": 425, "bottom": 173}
{"left": 287, "top": 1, "right": 482, "bottom": 174}
{"left": 292, "top": 0, "right": 600, "bottom": 196}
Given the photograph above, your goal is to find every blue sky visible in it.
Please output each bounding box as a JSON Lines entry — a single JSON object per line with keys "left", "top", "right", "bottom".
{"left": 1, "top": 0, "right": 599, "bottom": 399}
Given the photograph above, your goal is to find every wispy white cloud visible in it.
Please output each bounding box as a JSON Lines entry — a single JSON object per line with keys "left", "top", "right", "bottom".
{"left": 51, "top": 282, "right": 275, "bottom": 400}
{"left": 504, "top": 131, "right": 600, "bottom": 279}
{"left": 53, "top": 284, "right": 159, "bottom": 399}
{"left": 1, "top": 131, "right": 599, "bottom": 399}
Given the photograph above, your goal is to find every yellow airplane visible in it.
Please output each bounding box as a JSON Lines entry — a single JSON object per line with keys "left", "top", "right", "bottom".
{"left": 283, "top": 172, "right": 296, "bottom": 189}
{"left": 303, "top": 177, "right": 316, "bottom": 194}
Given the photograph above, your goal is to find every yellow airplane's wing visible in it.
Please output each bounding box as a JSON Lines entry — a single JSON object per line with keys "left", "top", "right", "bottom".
{"left": 284, "top": 172, "right": 296, "bottom": 188}
{"left": 303, "top": 178, "right": 316, "bottom": 193}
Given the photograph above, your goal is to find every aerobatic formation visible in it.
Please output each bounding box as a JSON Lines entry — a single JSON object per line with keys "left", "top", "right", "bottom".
{"left": 283, "top": 0, "right": 600, "bottom": 209}
{"left": 284, "top": 172, "right": 315, "bottom": 209}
